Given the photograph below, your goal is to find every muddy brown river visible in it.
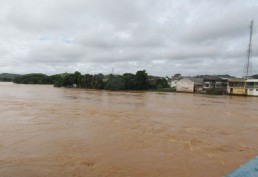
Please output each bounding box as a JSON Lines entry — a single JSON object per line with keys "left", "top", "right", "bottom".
{"left": 0, "top": 82, "right": 258, "bottom": 177}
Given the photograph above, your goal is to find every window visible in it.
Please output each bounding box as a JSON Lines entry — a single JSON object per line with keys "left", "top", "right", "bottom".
{"left": 203, "top": 82, "right": 211, "bottom": 88}
{"left": 215, "top": 81, "right": 222, "bottom": 88}
{"left": 246, "top": 82, "right": 254, "bottom": 88}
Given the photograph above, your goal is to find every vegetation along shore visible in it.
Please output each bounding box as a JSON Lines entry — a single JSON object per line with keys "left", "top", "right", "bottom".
{"left": 1, "top": 72, "right": 258, "bottom": 95}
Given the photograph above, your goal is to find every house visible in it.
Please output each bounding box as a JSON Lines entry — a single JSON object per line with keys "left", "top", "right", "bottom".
{"left": 227, "top": 79, "right": 258, "bottom": 96}
{"left": 227, "top": 79, "right": 246, "bottom": 95}
{"left": 176, "top": 77, "right": 203, "bottom": 93}
{"left": 176, "top": 78, "right": 194, "bottom": 92}
{"left": 246, "top": 79, "right": 258, "bottom": 96}
{"left": 191, "top": 77, "right": 204, "bottom": 92}
{"left": 203, "top": 77, "right": 228, "bottom": 94}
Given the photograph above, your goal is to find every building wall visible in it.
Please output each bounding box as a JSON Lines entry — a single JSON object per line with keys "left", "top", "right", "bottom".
{"left": 246, "top": 80, "right": 258, "bottom": 96}
{"left": 203, "top": 79, "right": 228, "bottom": 93}
{"left": 227, "top": 87, "right": 246, "bottom": 95}
{"left": 247, "top": 88, "right": 258, "bottom": 96}
{"left": 203, "top": 81, "right": 214, "bottom": 89}
{"left": 176, "top": 78, "right": 194, "bottom": 92}
{"left": 194, "top": 86, "right": 203, "bottom": 92}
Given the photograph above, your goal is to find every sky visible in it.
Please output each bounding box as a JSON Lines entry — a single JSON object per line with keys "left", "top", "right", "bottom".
{"left": 0, "top": 0, "right": 258, "bottom": 77}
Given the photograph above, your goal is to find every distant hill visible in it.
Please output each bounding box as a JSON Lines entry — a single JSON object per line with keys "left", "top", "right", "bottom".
{"left": 0, "top": 73, "right": 22, "bottom": 79}
{"left": 194, "top": 74, "right": 235, "bottom": 79}
{"left": 0, "top": 73, "right": 22, "bottom": 82}
{"left": 12, "top": 73, "right": 54, "bottom": 84}
{"left": 252, "top": 74, "right": 258, "bottom": 79}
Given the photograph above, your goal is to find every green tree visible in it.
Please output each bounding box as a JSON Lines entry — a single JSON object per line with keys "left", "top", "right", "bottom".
{"left": 156, "top": 78, "right": 169, "bottom": 88}
{"left": 83, "top": 74, "right": 93, "bottom": 88}
{"left": 91, "top": 74, "right": 104, "bottom": 89}
{"left": 62, "top": 73, "right": 74, "bottom": 87}
{"left": 13, "top": 73, "right": 53, "bottom": 84}
{"left": 135, "top": 70, "right": 148, "bottom": 90}
{"left": 104, "top": 76, "right": 125, "bottom": 90}
{"left": 122, "top": 73, "right": 136, "bottom": 90}
{"left": 147, "top": 80, "right": 157, "bottom": 89}
{"left": 74, "top": 71, "right": 82, "bottom": 88}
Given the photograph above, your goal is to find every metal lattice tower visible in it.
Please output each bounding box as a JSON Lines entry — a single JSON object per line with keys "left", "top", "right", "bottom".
{"left": 244, "top": 20, "right": 254, "bottom": 78}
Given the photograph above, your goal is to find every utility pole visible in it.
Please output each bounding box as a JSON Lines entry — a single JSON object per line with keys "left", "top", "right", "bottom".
{"left": 245, "top": 20, "right": 254, "bottom": 78}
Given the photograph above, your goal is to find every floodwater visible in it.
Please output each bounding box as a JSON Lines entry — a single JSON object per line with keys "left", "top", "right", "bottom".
{"left": 0, "top": 82, "right": 258, "bottom": 177}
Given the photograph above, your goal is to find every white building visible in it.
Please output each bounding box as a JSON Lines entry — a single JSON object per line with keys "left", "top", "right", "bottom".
{"left": 176, "top": 78, "right": 194, "bottom": 92}
{"left": 176, "top": 78, "right": 203, "bottom": 93}
{"left": 246, "top": 79, "right": 258, "bottom": 96}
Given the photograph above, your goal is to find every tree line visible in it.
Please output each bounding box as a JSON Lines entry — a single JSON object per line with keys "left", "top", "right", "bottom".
{"left": 12, "top": 70, "right": 169, "bottom": 90}
{"left": 0, "top": 73, "right": 21, "bottom": 82}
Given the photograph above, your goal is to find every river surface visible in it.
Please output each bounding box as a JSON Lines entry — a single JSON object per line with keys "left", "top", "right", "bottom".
{"left": 0, "top": 82, "right": 258, "bottom": 177}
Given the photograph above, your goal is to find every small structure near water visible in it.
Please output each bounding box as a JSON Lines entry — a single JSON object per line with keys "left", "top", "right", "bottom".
{"left": 203, "top": 77, "right": 228, "bottom": 94}
{"left": 173, "top": 75, "right": 258, "bottom": 96}
{"left": 176, "top": 77, "right": 203, "bottom": 93}
{"left": 176, "top": 78, "right": 194, "bottom": 92}
{"left": 228, "top": 79, "right": 246, "bottom": 95}
{"left": 228, "top": 79, "right": 258, "bottom": 96}
{"left": 246, "top": 79, "right": 258, "bottom": 96}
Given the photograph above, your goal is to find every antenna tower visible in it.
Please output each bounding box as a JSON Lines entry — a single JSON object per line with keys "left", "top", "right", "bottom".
{"left": 244, "top": 20, "right": 254, "bottom": 78}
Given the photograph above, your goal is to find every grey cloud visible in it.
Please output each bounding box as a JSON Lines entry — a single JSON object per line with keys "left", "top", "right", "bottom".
{"left": 26, "top": 42, "right": 85, "bottom": 64}
{"left": 0, "top": 0, "right": 258, "bottom": 76}
{"left": 182, "top": 4, "right": 258, "bottom": 43}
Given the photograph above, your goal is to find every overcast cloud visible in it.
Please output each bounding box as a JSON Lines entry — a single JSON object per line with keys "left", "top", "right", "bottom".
{"left": 0, "top": 0, "right": 258, "bottom": 77}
